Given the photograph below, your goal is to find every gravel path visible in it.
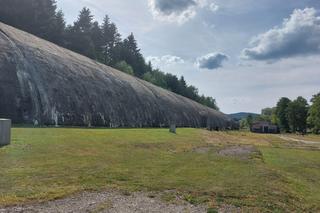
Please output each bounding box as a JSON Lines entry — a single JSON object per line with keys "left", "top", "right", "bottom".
{"left": 0, "top": 190, "right": 207, "bottom": 213}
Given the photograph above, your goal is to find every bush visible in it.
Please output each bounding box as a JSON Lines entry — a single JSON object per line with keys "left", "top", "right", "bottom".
{"left": 113, "top": 61, "right": 134, "bottom": 75}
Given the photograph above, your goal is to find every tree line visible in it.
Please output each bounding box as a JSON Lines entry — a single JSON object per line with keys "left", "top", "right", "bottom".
{"left": 241, "top": 93, "right": 320, "bottom": 134}
{"left": 0, "top": 0, "right": 219, "bottom": 110}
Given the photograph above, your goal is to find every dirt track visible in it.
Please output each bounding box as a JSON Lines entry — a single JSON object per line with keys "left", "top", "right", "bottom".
{"left": 277, "top": 135, "right": 320, "bottom": 145}
{"left": 0, "top": 190, "right": 207, "bottom": 213}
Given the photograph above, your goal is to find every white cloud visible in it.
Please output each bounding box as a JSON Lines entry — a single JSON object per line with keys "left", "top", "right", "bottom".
{"left": 196, "top": 52, "right": 229, "bottom": 70}
{"left": 148, "top": 0, "right": 217, "bottom": 24}
{"left": 183, "top": 56, "right": 320, "bottom": 113}
{"left": 147, "top": 55, "right": 185, "bottom": 68}
{"left": 209, "top": 3, "right": 219, "bottom": 12}
{"left": 241, "top": 8, "right": 320, "bottom": 61}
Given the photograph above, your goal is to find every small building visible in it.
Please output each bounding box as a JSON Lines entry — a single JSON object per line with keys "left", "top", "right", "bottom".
{"left": 251, "top": 121, "right": 279, "bottom": 134}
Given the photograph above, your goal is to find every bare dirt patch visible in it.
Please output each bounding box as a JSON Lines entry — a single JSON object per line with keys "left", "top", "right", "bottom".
{"left": 278, "top": 135, "right": 320, "bottom": 145}
{"left": 0, "top": 190, "right": 207, "bottom": 213}
{"left": 275, "top": 135, "right": 320, "bottom": 150}
{"left": 193, "top": 146, "right": 212, "bottom": 154}
{"left": 218, "top": 145, "right": 258, "bottom": 158}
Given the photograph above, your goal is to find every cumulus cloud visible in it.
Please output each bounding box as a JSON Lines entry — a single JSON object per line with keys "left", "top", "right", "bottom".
{"left": 148, "top": 0, "right": 216, "bottom": 24}
{"left": 241, "top": 8, "right": 320, "bottom": 61}
{"left": 147, "top": 55, "right": 185, "bottom": 68}
{"left": 196, "top": 52, "right": 229, "bottom": 70}
{"left": 209, "top": 3, "right": 219, "bottom": 12}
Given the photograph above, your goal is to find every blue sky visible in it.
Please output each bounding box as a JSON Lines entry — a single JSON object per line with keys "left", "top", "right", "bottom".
{"left": 57, "top": 0, "right": 320, "bottom": 113}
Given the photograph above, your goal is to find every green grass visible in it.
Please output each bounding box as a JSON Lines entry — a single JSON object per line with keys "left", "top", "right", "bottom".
{"left": 0, "top": 128, "right": 320, "bottom": 212}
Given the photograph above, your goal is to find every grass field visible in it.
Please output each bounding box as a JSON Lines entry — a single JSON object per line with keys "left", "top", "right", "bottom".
{"left": 1, "top": 128, "right": 320, "bottom": 212}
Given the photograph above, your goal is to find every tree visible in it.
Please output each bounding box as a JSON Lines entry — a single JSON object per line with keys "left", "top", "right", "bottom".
{"left": 261, "top": 108, "right": 273, "bottom": 117}
{"left": 199, "top": 96, "right": 219, "bottom": 111}
{"left": 32, "top": 0, "right": 59, "bottom": 41}
{"left": 120, "top": 33, "right": 147, "bottom": 77}
{"left": 286, "top": 96, "right": 309, "bottom": 133}
{"left": 276, "top": 97, "right": 291, "bottom": 132}
{"left": 146, "top": 61, "right": 153, "bottom": 73}
{"left": 114, "top": 61, "right": 134, "bottom": 75}
{"left": 143, "top": 70, "right": 168, "bottom": 89}
{"left": 165, "top": 73, "right": 180, "bottom": 93}
{"left": 178, "top": 76, "right": 188, "bottom": 96}
{"left": 260, "top": 107, "right": 272, "bottom": 122}
{"left": 239, "top": 118, "right": 248, "bottom": 129}
{"left": 142, "top": 70, "right": 219, "bottom": 110}
{"left": 0, "top": 0, "right": 64, "bottom": 43}
{"left": 65, "top": 7, "right": 95, "bottom": 58}
{"left": 258, "top": 107, "right": 277, "bottom": 124}
{"left": 308, "top": 93, "right": 320, "bottom": 134}
{"left": 246, "top": 115, "right": 254, "bottom": 129}
{"left": 0, "top": 0, "right": 21, "bottom": 26}
{"left": 51, "top": 10, "right": 66, "bottom": 46}
{"left": 101, "top": 15, "right": 121, "bottom": 65}
{"left": 91, "top": 21, "right": 104, "bottom": 61}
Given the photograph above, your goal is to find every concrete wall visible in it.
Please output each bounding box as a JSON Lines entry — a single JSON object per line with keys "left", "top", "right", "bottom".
{"left": 0, "top": 119, "right": 11, "bottom": 146}
{"left": 0, "top": 22, "right": 235, "bottom": 129}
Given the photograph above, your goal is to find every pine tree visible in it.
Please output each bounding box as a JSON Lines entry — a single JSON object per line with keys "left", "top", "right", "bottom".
{"left": 0, "top": 0, "right": 61, "bottom": 43}
{"left": 91, "top": 21, "right": 104, "bottom": 61}
{"left": 51, "top": 10, "right": 66, "bottom": 46}
{"left": 32, "top": 0, "right": 58, "bottom": 41}
{"left": 65, "top": 7, "right": 95, "bottom": 58}
{"left": 120, "top": 33, "right": 147, "bottom": 77}
{"left": 74, "top": 7, "right": 93, "bottom": 33}
{"left": 146, "top": 61, "right": 153, "bottom": 73}
{"left": 179, "top": 76, "right": 187, "bottom": 96}
{"left": 0, "top": 0, "right": 23, "bottom": 27}
{"left": 101, "top": 15, "right": 121, "bottom": 65}
{"left": 165, "top": 73, "right": 180, "bottom": 93}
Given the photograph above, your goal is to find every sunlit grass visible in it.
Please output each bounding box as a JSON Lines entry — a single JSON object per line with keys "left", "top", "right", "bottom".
{"left": 0, "top": 128, "right": 319, "bottom": 212}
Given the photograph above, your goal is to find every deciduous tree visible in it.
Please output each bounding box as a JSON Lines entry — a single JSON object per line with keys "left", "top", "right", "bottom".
{"left": 114, "top": 61, "right": 134, "bottom": 75}
{"left": 276, "top": 97, "right": 291, "bottom": 132}
{"left": 308, "top": 93, "right": 320, "bottom": 134}
{"left": 287, "top": 97, "right": 308, "bottom": 133}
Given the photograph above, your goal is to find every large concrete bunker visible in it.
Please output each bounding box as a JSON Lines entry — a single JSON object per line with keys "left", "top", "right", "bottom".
{"left": 0, "top": 22, "right": 235, "bottom": 129}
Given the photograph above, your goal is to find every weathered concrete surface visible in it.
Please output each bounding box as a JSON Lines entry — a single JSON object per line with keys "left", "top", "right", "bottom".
{"left": 0, "top": 119, "right": 11, "bottom": 146}
{"left": 169, "top": 124, "right": 176, "bottom": 134}
{"left": 0, "top": 22, "right": 235, "bottom": 128}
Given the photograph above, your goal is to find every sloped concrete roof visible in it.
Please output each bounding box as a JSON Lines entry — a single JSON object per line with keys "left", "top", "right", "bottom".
{"left": 0, "top": 22, "right": 234, "bottom": 128}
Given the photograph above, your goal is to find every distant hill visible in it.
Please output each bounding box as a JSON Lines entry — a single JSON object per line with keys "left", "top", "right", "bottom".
{"left": 228, "top": 112, "right": 259, "bottom": 121}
